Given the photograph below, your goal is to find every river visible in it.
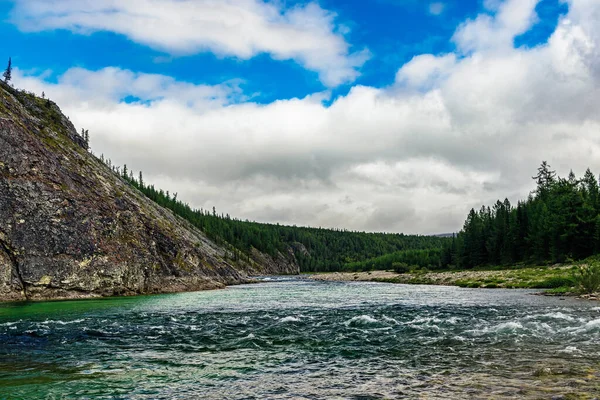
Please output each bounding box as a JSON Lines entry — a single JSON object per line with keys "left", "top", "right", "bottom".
{"left": 1, "top": 278, "right": 599, "bottom": 399}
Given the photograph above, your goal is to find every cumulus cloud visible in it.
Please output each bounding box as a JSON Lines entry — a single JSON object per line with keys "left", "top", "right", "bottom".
{"left": 9, "top": 0, "right": 369, "bottom": 87}
{"left": 11, "top": 0, "right": 600, "bottom": 234}
{"left": 453, "top": 0, "right": 540, "bottom": 53}
{"left": 395, "top": 54, "right": 456, "bottom": 90}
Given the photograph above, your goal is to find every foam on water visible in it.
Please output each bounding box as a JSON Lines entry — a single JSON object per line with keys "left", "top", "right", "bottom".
{"left": 526, "top": 312, "right": 575, "bottom": 321}
{"left": 279, "top": 316, "right": 300, "bottom": 323}
{"left": 494, "top": 321, "right": 524, "bottom": 331}
{"left": 381, "top": 315, "right": 399, "bottom": 324}
{"left": 42, "top": 318, "right": 87, "bottom": 325}
{"left": 584, "top": 318, "right": 600, "bottom": 330}
{"left": 559, "top": 346, "right": 581, "bottom": 354}
{"left": 345, "top": 315, "right": 378, "bottom": 326}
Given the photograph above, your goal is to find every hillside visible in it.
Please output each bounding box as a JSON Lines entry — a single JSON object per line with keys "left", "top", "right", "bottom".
{"left": 113, "top": 170, "right": 447, "bottom": 273}
{"left": 0, "top": 82, "right": 298, "bottom": 301}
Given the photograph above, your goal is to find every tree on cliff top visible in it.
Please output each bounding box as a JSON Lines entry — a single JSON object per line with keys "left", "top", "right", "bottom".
{"left": 3, "top": 58, "right": 11, "bottom": 83}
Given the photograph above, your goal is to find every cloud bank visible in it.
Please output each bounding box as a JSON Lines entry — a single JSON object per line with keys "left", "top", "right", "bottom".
{"left": 12, "top": 0, "right": 600, "bottom": 234}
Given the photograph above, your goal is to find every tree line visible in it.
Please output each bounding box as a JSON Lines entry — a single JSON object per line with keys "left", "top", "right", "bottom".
{"left": 104, "top": 160, "right": 447, "bottom": 272}
{"left": 441, "top": 162, "right": 600, "bottom": 269}
{"left": 343, "top": 248, "right": 443, "bottom": 272}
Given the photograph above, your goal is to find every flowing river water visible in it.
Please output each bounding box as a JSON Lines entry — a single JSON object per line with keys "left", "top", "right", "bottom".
{"left": 1, "top": 278, "right": 599, "bottom": 399}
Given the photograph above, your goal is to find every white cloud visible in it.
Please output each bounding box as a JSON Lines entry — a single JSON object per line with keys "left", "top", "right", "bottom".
{"left": 453, "top": 0, "right": 540, "bottom": 53}
{"left": 429, "top": 2, "right": 445, "bottom": 16}
{"left": 395, "top": 53, "right": 456, "bottom": 90}
{"left": 11, "top": 0, "right": 600, "bottom": 234}
{"left": 9, "top": 0, "right": 369, "bottom": 87}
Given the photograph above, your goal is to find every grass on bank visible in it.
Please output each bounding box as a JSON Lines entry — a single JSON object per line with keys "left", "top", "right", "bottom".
{"left": 365, "top": 258, "right": 600, "bottom": 294}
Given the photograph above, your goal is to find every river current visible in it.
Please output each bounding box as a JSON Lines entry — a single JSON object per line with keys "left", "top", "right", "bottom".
{"left": 1, "top": 278, "right": 599, "bottom": 399}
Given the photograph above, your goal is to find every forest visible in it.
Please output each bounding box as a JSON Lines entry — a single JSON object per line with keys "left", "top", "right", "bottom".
{"left": 108, "top": 158, "right": 600, "bottom": 273}
{"left": 440, "top": 162, "right": 600, "bottom": 269}
{"left": 343, "top": 248, "right": 443, "bottom": 272}
{"left": 108, "top": 162, "right": 447, "bottom": 272}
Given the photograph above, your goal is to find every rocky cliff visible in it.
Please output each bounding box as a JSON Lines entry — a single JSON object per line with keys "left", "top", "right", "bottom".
{"left": 0, "top": 82, "right": 299, "bottom": 301}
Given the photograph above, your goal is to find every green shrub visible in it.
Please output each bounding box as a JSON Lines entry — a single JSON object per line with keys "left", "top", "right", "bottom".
{"left": 573, "top": 262, "right": 600, "bottom": 294}
{"left": 392, "top": 262, "right": 410, "bottom": 274}
{"left": 534, "top": 276, "right": 575, "bottom": 289}
{"left": 411, "top": 266, "right": 429, "bottom": 274}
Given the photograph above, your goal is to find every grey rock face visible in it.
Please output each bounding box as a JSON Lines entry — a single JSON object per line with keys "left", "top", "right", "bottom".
{"left": 0, "top": 83, "right": 298, "bottom": 301}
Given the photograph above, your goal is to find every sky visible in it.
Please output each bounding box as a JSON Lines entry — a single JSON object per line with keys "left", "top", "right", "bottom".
{"left": 1, "top": 0, "right": 599, "bottom": 235}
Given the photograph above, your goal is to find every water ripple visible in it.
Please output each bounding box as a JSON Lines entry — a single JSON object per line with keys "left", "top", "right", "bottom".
{"left": 1, "top": 279, "right": 599, "bottom": 398}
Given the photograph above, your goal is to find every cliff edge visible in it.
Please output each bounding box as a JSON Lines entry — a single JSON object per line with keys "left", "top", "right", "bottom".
{"left": 0, "top": 82, "right": 298, "bottom": 301}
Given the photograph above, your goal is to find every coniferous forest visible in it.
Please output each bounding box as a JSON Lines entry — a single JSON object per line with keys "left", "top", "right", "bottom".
{"left": 107, "top": 162, "right": 447, "bottom": 272}
{"left": 440, "top": 162, "right": 600, "bottom": 269}
{"left": 106, "top": 158, "right": 600, "bottom": 273}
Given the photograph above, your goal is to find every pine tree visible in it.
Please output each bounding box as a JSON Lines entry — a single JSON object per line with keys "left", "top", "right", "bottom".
{"left": 533, "top": 161, "right": 556, "bottom": 200}
{"left": 581, "top": 168, "right": 599, "bottom": 210}
{"left": 2, "top": 58, "right": 11, "bottom": 83}
{"left": 80, "top": 128, "right": 89, "bottom": 150}
{"left": 595, "top": 216, "right": 600, "bottom": 252}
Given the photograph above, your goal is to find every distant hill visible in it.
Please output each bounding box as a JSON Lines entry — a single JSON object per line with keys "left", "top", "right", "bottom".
{"left": 116, "top": 169, "right": 449, "bottom": 273}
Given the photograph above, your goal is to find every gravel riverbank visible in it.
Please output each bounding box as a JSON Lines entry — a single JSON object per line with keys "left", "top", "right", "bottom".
{"left": 308, "top": 267, "right": 599, "bottom": 300}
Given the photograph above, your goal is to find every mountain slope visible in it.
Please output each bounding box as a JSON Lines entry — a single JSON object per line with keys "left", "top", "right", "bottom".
{"left": 0, "top": 82, "right": 295, "bottom": 301}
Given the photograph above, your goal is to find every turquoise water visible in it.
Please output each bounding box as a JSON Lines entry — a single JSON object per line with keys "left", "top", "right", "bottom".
{"left": 1, "top": 278, "right": 599, "bottom": 399}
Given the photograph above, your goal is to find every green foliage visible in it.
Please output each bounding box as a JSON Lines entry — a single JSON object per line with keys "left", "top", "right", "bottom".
{"left": 109, "top": 162, "right": 447, "bottom": 272}
{"left": 451, "top": 267, "right": 574, "bottom": 289}
{"left": 534, "top": 276, "right": 575, "bottom": 289}
{"left": 442, "top": 163, "right": 600, "bottom": 270}
{"left": 344, "top": 249, "right": 442, "bottom": 272}
{"left": 573, "top": 262, "right": 600, "bottom": 294}
{"left": 392, "top": 262, "right": 410, "bottom": 274}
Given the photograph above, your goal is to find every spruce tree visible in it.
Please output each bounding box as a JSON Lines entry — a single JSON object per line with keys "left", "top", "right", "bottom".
{"left": 2, "top": 58, "right": 11, "bottom": 83}
{"left": 533, "top": 161, "right": 556, "bottom": 200}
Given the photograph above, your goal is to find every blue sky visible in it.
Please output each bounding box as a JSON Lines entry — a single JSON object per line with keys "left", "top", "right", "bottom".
{"left": 1, "top": 0, "right": 597, "bottom": 234}
{"left": 1, "top": 0, "right": 567, "bottom": 103}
